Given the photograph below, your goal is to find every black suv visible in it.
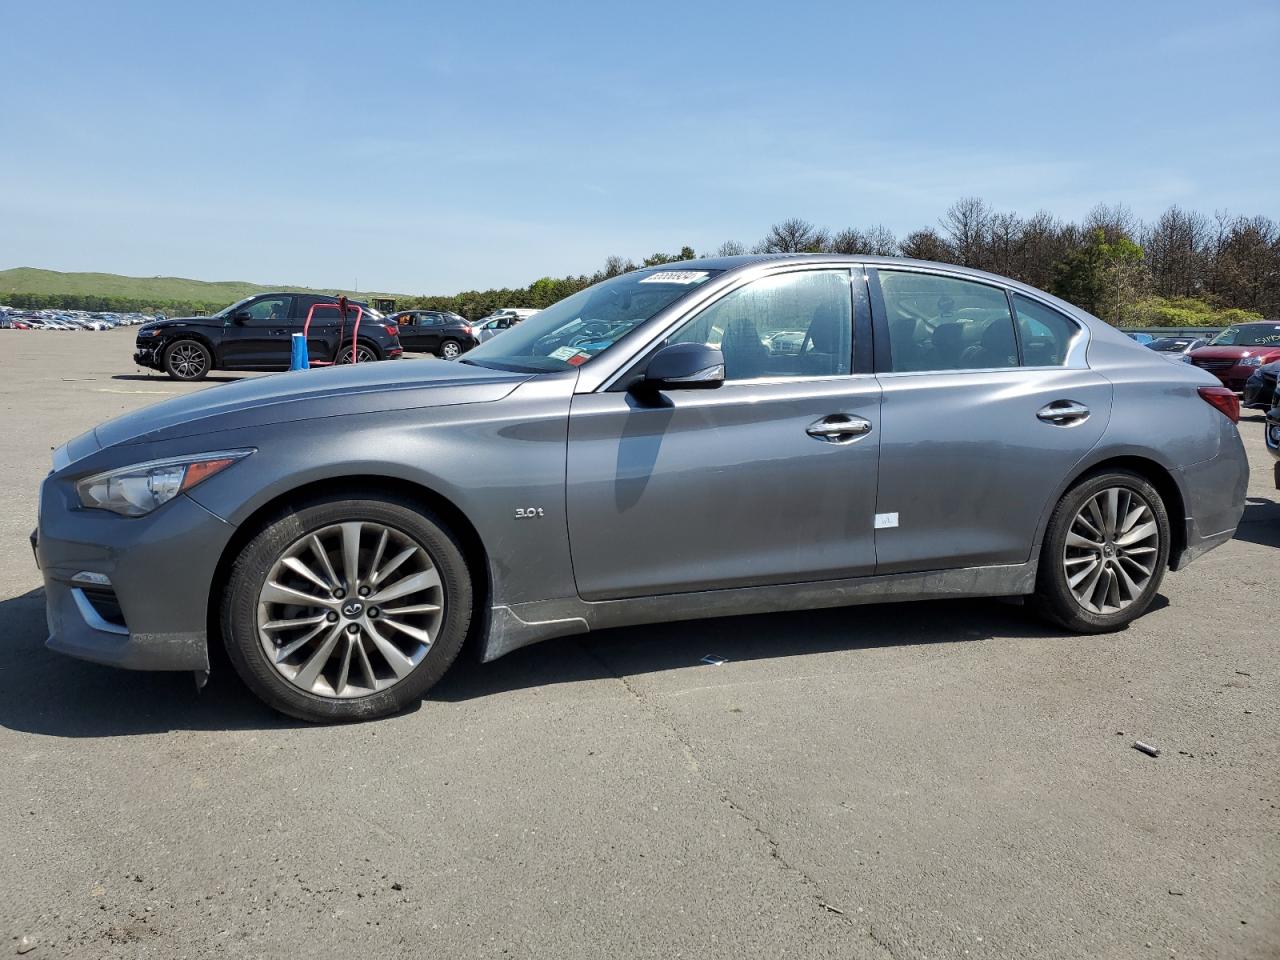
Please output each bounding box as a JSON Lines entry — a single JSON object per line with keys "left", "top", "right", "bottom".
{"left": 134, "top": 293, "right": 403, "bottom": 380}
{"left": 388, "top": 310, "right": 478, "bottom": 359}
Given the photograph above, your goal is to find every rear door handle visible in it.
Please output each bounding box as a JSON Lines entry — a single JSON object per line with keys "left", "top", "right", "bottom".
{"left": 806, "top": 414, "right": 873, "bottom": 443}
{"left": 1036, "top": 400, "right": 1090, "bottom": 425}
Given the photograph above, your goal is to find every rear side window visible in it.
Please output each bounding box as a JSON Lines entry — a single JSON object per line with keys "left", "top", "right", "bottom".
{"left": 879, "top": 272, "right": 1017, "bottom": 372}
{"left": 1011, "top": 294, "right": 1077, "bottom": 366}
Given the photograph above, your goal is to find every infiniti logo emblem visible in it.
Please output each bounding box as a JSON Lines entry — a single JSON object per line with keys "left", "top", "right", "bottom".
{"left": 342, "top": 601, "right": 364, "bottom": 618}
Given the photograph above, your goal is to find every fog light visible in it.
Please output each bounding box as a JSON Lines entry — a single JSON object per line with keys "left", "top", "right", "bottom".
{"left": 71, "top": 571, "right": 112, "bottom": 587}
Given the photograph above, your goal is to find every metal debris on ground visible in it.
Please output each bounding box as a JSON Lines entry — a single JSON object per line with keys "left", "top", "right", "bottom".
{"left": 700, "top": 655, "right": 728, "bottom": 666}
{"left": 819, "top": 902, "right": 844, "bottom": 915}
{"left": 1133, "top": 741, "right": 1161, "bottom": 758}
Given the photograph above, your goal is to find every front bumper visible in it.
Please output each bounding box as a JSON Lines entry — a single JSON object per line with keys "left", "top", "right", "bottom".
{"left": 1243, "top": 374, "right": 1276, "bottom": 409}
{"left": 133, "top": 343, "right": 162, "bottom": 369}
{"left": 36, "top": 477, "right": 236, "bottom": 671}
{"left": 1266, "top": 409, "right": 1280, "bottom": 489}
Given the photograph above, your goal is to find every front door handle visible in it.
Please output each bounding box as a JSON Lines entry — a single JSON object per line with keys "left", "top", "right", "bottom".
{"left": 806, "top": 414, "right": 873, "bottom": 443}
{"left": 1037, "top": 400, "right": 1090, "bottom": 425}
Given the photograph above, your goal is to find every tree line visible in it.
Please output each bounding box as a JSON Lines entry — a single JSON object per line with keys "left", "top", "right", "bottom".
{"left": 8, "top": 200, "right": 1277, "bottom": 325}
{"left": 409, "top": 200, "right": 1279, "bottom": 327}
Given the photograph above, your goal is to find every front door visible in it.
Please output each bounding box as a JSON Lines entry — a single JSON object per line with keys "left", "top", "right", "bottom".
{"left": 413, "top": 313, "right": 444, "bottom": 354}
{"left": 220, "top": 295, "right": 294, "bottom": 367}
{"left": 566, "top": 267, "right": 881, "bottom": 601}
{"left": 868, "top": 268, "right": 1113, "bottom": 574}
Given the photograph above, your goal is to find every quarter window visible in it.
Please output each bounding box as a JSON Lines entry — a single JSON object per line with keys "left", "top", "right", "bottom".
{"left": 667, "top": 270, "right": 853, "bottom": 381}
{"left": 1011, "top": 293, "right": 1078, "bottom": 366}
{"left": 879, "top": 272, "right": 1017, "bottom": 372}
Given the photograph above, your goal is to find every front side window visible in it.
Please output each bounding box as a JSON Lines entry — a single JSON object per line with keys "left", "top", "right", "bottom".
{"left": 1011, "top": 293, "right": 1078, "bottom": 366}
{"left": 241, "top": 296, "right": 292, "bottom": 325}
{"left": 462, "top": 269, "right": 721, "bottom": 372}
{"left": 666, "top": 270, "right": 853, "bottom": 380}
{"left": 880, "top": 271, "right": 1017, "bottom": 372}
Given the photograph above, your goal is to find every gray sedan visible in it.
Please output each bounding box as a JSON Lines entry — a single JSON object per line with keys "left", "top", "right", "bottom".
{"left": 35, "top": 256, "right": 1249, "bottom": 722}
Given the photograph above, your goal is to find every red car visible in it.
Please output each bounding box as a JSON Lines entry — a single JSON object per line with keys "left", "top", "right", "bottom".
{"left": 1188, "top": 321, "right": 1280, "bottom": 392}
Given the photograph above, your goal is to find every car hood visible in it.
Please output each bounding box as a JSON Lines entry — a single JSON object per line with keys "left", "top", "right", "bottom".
{"left": 89, "top": 360, "right": 533, "bottom": 451}
{"left": 137, "top": 317, "right": 207, "bottom": 335}
{"left": 1191, "top": 345, "right": 1280, "bottom": 361}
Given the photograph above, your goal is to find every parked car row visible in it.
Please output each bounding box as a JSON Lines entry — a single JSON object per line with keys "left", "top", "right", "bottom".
{"left": 1, "top": 308, "right": 157, "bottom": 330}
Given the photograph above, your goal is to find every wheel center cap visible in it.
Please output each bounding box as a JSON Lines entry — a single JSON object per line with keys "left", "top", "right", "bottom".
{"left": 1103, "top": 544, "right": 1115, "bottom": 558}
{"left": 341, "top": 601, "right": 364, "bottom": 619}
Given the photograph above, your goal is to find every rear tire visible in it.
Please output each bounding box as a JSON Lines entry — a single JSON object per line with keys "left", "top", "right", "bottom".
{"left": 337, "top": 343, "right": 379, "bottom": 364}
{"left": 163, "top": 339, "right": 211, "bottom": 381}
{"left": 439, "top": 339, "right": 462, "bottom": 360}
{"left": 1031, "top": 470, "right": 1170, "bottom": 633}
{"left": 221, "top": 495, "right": 473, "bottom": 722}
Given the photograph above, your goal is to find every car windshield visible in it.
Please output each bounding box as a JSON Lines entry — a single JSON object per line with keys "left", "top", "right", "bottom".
{"left": 461, "top": 269, "right": 721, "bottom": 372}
{"left": 211, "top": 296, "right": 257, "bottom": 319}
{"left": 1209, "top": 324, "right": 1280, "bottom": 347}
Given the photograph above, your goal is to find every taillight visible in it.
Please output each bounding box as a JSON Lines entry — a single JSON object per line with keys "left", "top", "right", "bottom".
{"left": 384, "top": 324, "right": 400, "bottom": 337}
{"left": 462, "top": 324, "right": 473, "bottom": 335}
{"left": 1198, "top": 386, "right": 1239, "bottom": 423}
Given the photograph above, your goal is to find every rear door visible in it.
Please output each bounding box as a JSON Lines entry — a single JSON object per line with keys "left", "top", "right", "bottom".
{"left": 220, "top": 295, "right": 294, "bottom": 367}
{"left": 869, "top": 268, "right": 1112, "bottom": 574}
{"left": 566, "top": 266, "right": 882, "bottom": 600}
{"left": 294, "top": 297, "right": 342, "bottom": 363}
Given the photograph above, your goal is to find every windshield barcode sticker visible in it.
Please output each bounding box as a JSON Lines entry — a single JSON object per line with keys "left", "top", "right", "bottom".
{"left": 639, "top": 271, "right": 710, "bottom": 285}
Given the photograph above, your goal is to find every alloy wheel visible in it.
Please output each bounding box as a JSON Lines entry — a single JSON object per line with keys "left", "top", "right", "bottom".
{"left": 338, "top": 345, "right": 378, "bottom": 364}
{"left": 169, "top": 343, "right": 207, "bottom": 378}
{"left": 440, "top": 341, "right": 461, "bottom": 360}
{"left": 256, "top": 521, "right": 444, "bottom": 698}
{"left": 1062, "top": 487, "right": 1160, "bottom": 614}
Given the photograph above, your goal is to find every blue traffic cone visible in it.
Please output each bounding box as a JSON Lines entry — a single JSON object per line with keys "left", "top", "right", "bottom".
{"left": 289, "top": 333, "right": 309, "bottom": 370}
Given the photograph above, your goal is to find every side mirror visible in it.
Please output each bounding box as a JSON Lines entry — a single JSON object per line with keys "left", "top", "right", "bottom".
{"left": 638, "top": 342, "right": 725, "bottom": 392}
{"left": 232, "top": 311, "right": 251, "bottom": 325}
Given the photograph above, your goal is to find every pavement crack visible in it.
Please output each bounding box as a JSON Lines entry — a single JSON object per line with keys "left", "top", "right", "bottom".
{"left": 578, "top": 641, "right": 899, "bottom": 960}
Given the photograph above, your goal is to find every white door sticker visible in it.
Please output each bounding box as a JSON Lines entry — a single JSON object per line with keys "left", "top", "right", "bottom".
{"left": 874, "top": 512, "right": 899, "bottom": 529}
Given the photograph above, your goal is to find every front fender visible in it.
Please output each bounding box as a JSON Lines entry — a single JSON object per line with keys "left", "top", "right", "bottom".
{"left": 183, "top": 376, "right": 578, "bottom": 612}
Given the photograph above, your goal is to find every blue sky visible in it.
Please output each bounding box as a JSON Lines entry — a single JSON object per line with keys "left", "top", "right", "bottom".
{"left": 2, "top": 0, "right": 1277, "bottom": 294}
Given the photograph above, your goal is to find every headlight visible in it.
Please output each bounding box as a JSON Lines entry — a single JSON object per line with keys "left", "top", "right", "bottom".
{"left": 76, "top": 450, "right": 252, "bottom": 517}
{"left": 1239, "top": 355, "right": 1263, "bottom": 367}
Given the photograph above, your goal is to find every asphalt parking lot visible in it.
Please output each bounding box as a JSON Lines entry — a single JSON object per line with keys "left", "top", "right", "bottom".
{"left": 0, "top": 328, "right": 1276, "bottom": 960}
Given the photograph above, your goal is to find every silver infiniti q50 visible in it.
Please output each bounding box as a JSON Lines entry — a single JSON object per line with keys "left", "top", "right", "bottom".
{"left": 34, "top": 256, "right": 1248, "bottom": 721}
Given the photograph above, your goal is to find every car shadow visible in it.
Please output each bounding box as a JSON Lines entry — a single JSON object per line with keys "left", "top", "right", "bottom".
{"left": 0, "top": 588, "right": 300, "bottom": 738}
{"left": 111, "top": 373, "right": 248, "bottom": 383}
{"left": 428, "top": 594, "right": 1167, "bottom": 704}
{"left": 1233, "top": 496, "right": 1280, "bottom": 548}
{"left": 0, "top": 585, "right": 1162, "bottom": 737}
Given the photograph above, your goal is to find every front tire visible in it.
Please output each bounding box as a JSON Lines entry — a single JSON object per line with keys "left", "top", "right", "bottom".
{"left": 163, "top": 339, "right": 211, "bottom": 381}
{"left": 1031, "top": 470, "right": 1170, "bottom": 633}
{"left": 221, "top": 496, "right": 473, "bottom": 722}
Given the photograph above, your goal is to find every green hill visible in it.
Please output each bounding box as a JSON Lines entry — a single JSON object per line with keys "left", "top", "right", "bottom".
{"left": 0, "top": 267, "right": 410, "bottom": 313}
